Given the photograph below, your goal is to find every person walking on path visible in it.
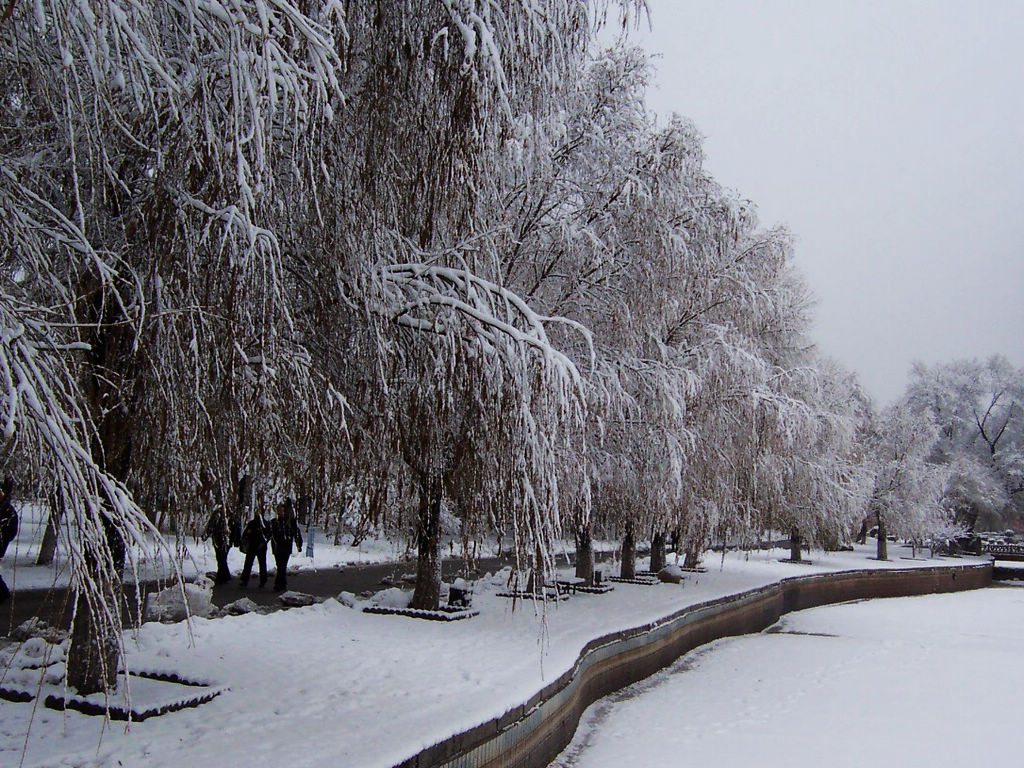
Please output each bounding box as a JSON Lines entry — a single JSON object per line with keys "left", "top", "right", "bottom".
{"left": 204, "top": 507, "right": 239, "bottom": 585}
{"left": 239, "top": 509, "right": 270, "bottom": 589}
{"left": 0, "top": 477, "right": 20, "bottom": 602}
{"left": 270, "top": 500, "right": 303, "bottom": 592}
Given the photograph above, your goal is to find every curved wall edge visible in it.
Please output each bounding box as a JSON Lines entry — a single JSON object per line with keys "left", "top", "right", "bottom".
{"left": 393, "top": 561, "right": 992, "bottom": 768}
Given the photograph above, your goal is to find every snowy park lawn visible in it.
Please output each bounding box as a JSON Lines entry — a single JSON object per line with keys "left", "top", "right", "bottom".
{"left": 554, "top": 583, "right": 1024, "bottom": 768}
{"left": 0, "top": 540, "right": 987, "bottom": 768}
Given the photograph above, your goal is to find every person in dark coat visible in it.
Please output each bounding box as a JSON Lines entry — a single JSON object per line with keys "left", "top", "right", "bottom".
{"left": 0, "top": 477, "right": 17, "bottom": 603}
{"left": 0, "top": 478, "right": 17, "bottom": 558}
{"left": 269, "top": 500, "right": 303, "bottom": 592}
{"left": 204, "top": 507, "right": 236, "bottom": 584}
{"left": 239, "top": 510, "right": 270, "bottom": 589}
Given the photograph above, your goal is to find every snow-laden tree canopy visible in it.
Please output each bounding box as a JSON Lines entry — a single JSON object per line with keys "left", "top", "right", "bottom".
{"left": 863, "top": 402, "right": 950, "bottom": 558}
{"left": 1, "top": 0, "right": 645, "bottom": 689}
{"left": 904, "top": 356, "right": 1023, "bottom": 529}
{"left": 1, "top": 0, "right": 927, "bottom": 700}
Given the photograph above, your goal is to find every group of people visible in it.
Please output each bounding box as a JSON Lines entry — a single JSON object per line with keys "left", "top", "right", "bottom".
{"left": 204, "top": 500, "right": 304, "bottom": 592}
{"left": 0, "top": 478, "right": 304, "bottom": 601}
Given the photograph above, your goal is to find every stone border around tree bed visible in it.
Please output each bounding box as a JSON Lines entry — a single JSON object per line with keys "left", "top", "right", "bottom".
{"left": 1, "top": 664, "right": 226, "bottom": 720}
{"left": 42, "top": 669, "right": 227, "bottom": 721}
{"left": 392, "top": 561, "right": 992, "bottom": 768}
{"left": 363, "top": 606, "right": 480, "bottom": 622}
{"left": 607, "top": 576, "right": 658, "bottom": 586}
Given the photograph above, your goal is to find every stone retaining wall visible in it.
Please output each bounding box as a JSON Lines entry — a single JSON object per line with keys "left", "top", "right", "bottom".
{"left": 394, "top": 562, "right": 991, "bottom": 768}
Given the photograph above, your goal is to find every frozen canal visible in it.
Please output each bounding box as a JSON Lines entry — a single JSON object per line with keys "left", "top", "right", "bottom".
{"left": 554, "top": 584, "right": 1024, "bottom": 768}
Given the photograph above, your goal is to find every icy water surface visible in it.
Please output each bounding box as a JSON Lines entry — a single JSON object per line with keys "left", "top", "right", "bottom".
{"left": 553, "top": 584, "right": 1024, "bottom": 768}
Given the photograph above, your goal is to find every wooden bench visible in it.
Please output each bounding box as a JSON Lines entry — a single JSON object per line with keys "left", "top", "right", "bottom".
{"left": 553, "top": 578, "right": 586, "bottom": 595}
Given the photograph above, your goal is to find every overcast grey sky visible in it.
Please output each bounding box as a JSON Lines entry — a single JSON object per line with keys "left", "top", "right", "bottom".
{"left": 630, "top": 0, "right": 1024, "bottom": 404}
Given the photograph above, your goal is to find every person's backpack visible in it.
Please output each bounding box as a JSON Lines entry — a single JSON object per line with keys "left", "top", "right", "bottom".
{"left": 240, "top": 517, "right": 266, "bottom": 554}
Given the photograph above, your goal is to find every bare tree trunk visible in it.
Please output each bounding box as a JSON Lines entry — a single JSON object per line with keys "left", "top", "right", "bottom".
{"left": 650, "top": 531, "right": 666, "bottom": 573}
{"left": 67, "top": 547, "right": 121, "bottom": 695}
{"left": 620, "top": 521, "right": 636, "bottom": 580}
{"left": 670, "top": 527, "right": 682, "bottom": 563}
{"left": 855, "top": 518, "right": 868, "bottom": 544}
{"left": 683, "top": 540, "right": 702, "bottom": 569}
{"left": 296, "top": 493, "right": 313, "bottom": 526}
{"left": 789, "top": 528, "right": 802, "bottom": 562}
{"left": 410, "top": 477, "right": 442, "bottom": 610}
{"left": 333, "top": 511, "right": 344, "bottom": 546}
{"left": 526, "top": 542, "right": 544, "bottom": 594}
{"left": 457, "top": 501, "right": 477, "bottom": 572}
{"left": 35, "top": 488, "right": 65, "bottom": 566}
{"left": 143, "top": 491, "right": 159, "bottom": 529}
{"left": 236, "top": 473, "right": 252, "bottom": 526}
{"left": 575, "top": 520, "right": 594, "bottom": 585}
{"left": 876, "top": 518, "right": 888, "bottom": 561}
{"left": 67, "top": 592, "right": 120, "bottom": 695}
{"left": 67, "top": 305, "right": 134, "bottom": 697}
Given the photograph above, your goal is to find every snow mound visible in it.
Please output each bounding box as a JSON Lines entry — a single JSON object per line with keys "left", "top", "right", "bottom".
{"left": 221, "top": 598, "right": 260, "bottom": 615}
{"left": 11, "top": 617, "right": 68, "bottom": 644}
{"left": 278, "top": 591, "right": 316, "bottom": 607}
{"left": 369, "top": 587, "right": 412, "bottom": 609}
{"left": 489, "top": 567, "right": 514, "bottom": 587}
{"left": 144, "top": 577, "right": 216, "bottom": 622}
{"left": 657, "top": 564, "right": 685, "bottom": 584}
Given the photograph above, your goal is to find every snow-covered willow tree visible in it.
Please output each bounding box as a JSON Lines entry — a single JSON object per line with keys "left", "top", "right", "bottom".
{"left": 488, "top": 42, "right": 876, "bottom": 577}
{"left": 864, "top": 402, "right": 948, "bottom": 561}
{"left": 493, "top": 48, "right": 710, "bottom": 581}
{"left": 904, "top": 356, "right": 1023, "bottom": 529}
{"left": 305, "top": 3, "right": 664, "bottom": 608}
{"left": 5, "top": 0, "right": 896, "bottom": 706}
{"left": 732, "top": 267, "right": 874, "bottom": 560}
{"left": 3, "top": 0, "right": 655, "bottom": 671}
{"left": 644, "top": 190, "right": 868, "bottom": 564}
{"left": 1, "top": 0, "right": 357, "bottom": 692}
{"left": 763, "top": 356, "right": 871, "bottom": 559}
{"left": 644, "top": 186, "right": 801, "bottom": 564}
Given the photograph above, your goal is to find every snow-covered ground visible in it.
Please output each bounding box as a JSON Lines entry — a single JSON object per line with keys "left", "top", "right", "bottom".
{"left": 0, "top": 536, "right": 987, "bottom": 768}
{"left": 555, "top": 584, "right": 1024, "bottom": 768}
